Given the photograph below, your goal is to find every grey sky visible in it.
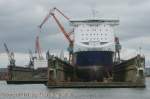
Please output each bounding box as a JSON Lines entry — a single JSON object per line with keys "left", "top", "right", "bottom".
{"left": 0, "top": 0, "right": 150, "bottom": 66}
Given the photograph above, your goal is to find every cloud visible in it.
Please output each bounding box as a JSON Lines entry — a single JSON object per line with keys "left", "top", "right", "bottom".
{"left": 120, "top": 36, "right": 150, "bottom": 66}
{"left": 0, "top": 0, "right": 150, "bottom": 67}
{"left": 0, "top": 53, "right": 29, "bottom": 68}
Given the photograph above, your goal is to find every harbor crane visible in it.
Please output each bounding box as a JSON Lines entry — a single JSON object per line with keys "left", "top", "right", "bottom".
{"left": 28, "top": 35, "right": 44, "bottom": 68}
{"left": 28, "top": 49, "right": 36, "bottom": 68}
{"left": 35, "top": 35, "right": 44, "bottom": 60}
{"left": 114, "top": 37, "right": 121, "bottom": 63}
{"left": 39, "top": 7, "right": 74, "bottom": 63}
{"left": 3, "top": 43, "right": 15, "bottom": 66}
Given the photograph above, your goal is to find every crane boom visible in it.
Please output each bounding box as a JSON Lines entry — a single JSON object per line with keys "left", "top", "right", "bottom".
{"left": 4, "top": 43, "right": 10, "bottom": 56}
{"left": 39, "top": 7, "right": 73, "bottom": 63}
{"left": 3, "top": 43, "right": 15, "bottom": 66}
{"left": 51, "top": 13, "right": 73, "bottom": 43}
{"left": 39, "top": 11, "right": 51, "bottom": 28}
{"left": 39, "top": 7, "right": 70, "bottom": 28}
{"left": 53, "top": 7, "right": 70, "bottom": 20}
{"left": 39, "top": 7, "right": 73, "bottom": 43}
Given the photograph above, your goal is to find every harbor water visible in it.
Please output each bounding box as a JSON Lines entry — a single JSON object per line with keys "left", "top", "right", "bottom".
{"left": 0, "top": 78, "right": 150, "bottom": 99}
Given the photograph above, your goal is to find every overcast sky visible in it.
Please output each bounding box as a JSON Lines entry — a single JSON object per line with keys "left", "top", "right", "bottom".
{"left": 0, "top": 0, "right": 150, "bottom": 67}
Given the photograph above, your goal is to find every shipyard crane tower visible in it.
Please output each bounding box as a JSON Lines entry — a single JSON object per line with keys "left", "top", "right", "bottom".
{"left": 28, "top": 49, "right": 36, "bottom": 68}
{"left": 114, "top": 37, "right": 121, "bottom": 63}
{"left": 3, "top": 43, "right": 15, "bottom": 66}
{"left": 35, "top": 36, "right": 44, "bottom": 60}
{"left": 39, "top": 7, "right": 74, "bottom": 63}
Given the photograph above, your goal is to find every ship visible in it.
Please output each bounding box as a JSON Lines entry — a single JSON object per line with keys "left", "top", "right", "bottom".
{"left": 70, "top": 19, "right": 119, "bottom": 81}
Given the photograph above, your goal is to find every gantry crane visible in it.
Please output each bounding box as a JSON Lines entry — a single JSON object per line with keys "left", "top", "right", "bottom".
{"left": 3, "top": 43, "right": 15, "bottom": 66}
{"left": 39, "top": 7, "right": 74, "bottom": 63}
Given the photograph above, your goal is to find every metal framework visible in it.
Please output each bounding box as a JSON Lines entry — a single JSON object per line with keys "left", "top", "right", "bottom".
{"left": 39, "top": 7, "right": 73, "bottom": 63}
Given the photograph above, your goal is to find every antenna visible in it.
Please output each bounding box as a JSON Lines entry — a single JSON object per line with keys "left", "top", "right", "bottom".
{"left": 92, "top": 8, "right": 96, "bottom": 18}
{"left": 139, "top": 46, "right": 142, "bottom": 55}
{"left": 90, "top": 3, "right": 97, "bottom": 19}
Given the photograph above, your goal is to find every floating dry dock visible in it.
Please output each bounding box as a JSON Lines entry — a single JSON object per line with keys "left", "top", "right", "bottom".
{"left": 6, "top": 66, "right": 47, "bottom": 84}
{"left": 6, "top": 10, "right": 146, "bottom": 88}
{"left": 46, "top": 55, "right": 145, "bottom": 88}
{"left": 46, "top": 18, "right": 145, "bottom": 88}
{"left": 6, "top": 54, "right": 145, "bottom": 88}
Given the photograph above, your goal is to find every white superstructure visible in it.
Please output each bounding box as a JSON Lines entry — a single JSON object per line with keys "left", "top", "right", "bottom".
{"left": 34, "top": 59, "right": 47, "bottom": 69}
{"left": 70, "top": 19, "right": 119, "bottom": 52}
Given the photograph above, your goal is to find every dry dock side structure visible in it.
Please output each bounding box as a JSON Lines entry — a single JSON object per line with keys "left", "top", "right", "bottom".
{"left": 47, "top": 54, "right": 145, "bottom": 88}
{"left": 47, "top": 55, "right": 75, "bottom": 83}
{"left": 7, "top": 65, "right": 47, "bottom": 84}
{"left": 7, "top": 66, "right": 34, "bottom": 81}
{"left": 113, "top": 55, "right": 145, "bottom": 84}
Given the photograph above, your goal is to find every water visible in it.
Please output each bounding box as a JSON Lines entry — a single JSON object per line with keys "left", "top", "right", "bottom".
{"left": 0, "top": 78, "right": 150, "bottom": 99}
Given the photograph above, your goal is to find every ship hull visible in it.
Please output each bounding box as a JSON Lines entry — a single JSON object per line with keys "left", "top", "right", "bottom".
{"left": 73, "top": 51, "right": 114, "bottom": 81}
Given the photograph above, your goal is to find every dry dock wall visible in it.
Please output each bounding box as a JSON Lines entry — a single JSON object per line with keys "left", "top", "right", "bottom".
{"left": 47, "top": 55, "right": 145, "bottom": 88}
{"left": 8, "top": 66, "right": 34, "bottom": 81}
{"left": 113, "top": 55, "right": 145, "bottom": 83}
{"left": 47, "top": 56, "right": 74, "bottom": 83}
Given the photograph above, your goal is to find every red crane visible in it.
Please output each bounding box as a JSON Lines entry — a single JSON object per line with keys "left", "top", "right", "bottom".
{"left": 39, "top": 7, "right": 73, "bottom": 63}
{"left": 35, "top": 36, "right": 44, "bottom": 60}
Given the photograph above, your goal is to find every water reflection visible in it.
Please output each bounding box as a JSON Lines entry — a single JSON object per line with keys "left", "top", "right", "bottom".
{"left": 0, "top": 78, "right": 149, "bottom": 99}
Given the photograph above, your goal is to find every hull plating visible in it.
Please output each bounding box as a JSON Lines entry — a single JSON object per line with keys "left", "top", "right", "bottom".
{"left": 74, "top": 51, "right": 114, "bottom": 81}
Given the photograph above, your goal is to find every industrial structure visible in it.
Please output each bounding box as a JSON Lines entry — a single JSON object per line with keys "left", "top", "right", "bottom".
{"left": 39, "top": 7, "right": 74, "bottom": 63}
{"left": 4, "top": 43, "right": 15, "bottom": 66}
{"left": 5, "top": 36, "right": 47, "bottom": 82}
{"left": 39, "top": 8, "right": 119, "bottom": 81}
{"left": 145, "top": 67, "right": 150, "bottom": 76}
{"left": 39, "top": 7, "right": 145, "bottom": 87}
{"left": 113, "top": 55, "right": 145, "bottom": 83}
{"left": 0, "top": 68, "right": 9, "bottom": 80}
{"left": 4, "top": 7, "right": 145, "bottom": 87}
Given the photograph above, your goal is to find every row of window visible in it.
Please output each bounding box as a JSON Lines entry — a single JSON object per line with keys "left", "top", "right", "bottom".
{"left": 81, "top": 38, "right": 108, "bottom": 41}
{"left": 81, "top": 33, "right": 108, "bottom": 36}
{"left": 79, "top": 28, "right": 110, "bottom": 32}
{"left": 76, "top": 24, "right": 108, "bottom": 27}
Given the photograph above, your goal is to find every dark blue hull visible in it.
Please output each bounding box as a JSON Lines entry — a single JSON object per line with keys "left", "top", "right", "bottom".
{"left": 73, "top": 51, "right": 114, "bottom": 81}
